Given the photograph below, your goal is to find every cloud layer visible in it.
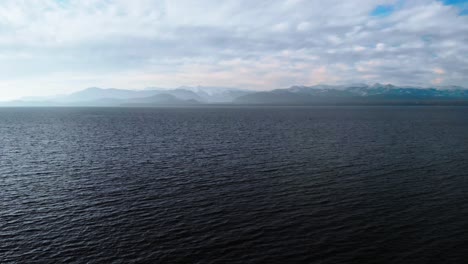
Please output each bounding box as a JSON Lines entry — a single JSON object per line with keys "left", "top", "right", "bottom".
{"left": 0, "top": 0, "right": 467, "bottom": 100}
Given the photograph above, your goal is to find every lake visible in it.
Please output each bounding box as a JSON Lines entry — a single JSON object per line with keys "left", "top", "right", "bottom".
{"left": 1, "top": 106, "right": 468, "bottom": 263}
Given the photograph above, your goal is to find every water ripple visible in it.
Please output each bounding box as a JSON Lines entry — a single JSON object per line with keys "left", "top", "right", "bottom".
{"left": 1, "top": 106, "right": 468, "bottom": 263}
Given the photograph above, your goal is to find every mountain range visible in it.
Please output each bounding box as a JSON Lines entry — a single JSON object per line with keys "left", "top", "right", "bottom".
{"left": 2, "top": 84, "right": 468, "bottom": 106}
{"left": 234, "top": 83, "right": 468, "bottom": 105}
{"left": 0, "top": 86, "right": 251, "bottom": 106}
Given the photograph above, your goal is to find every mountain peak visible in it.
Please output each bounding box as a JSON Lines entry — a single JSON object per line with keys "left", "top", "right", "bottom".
{"left": 371, "top": 83, "right": 395, "bottom": 89}
{"left": 82, "top": 87, "right": 104, "bottom": 91}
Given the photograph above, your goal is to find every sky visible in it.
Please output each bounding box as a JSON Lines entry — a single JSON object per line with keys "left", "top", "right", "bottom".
{"left": 0, "top": 0, "right": 467, "bottom": 100}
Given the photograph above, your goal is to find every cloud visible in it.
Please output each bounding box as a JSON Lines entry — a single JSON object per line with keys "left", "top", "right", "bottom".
{"left": 432, "top": 77, "right": 444, "bottom": 84}
{"left": 296, "top": 22, "right": 312, "bottom": 32}
{"left": 376, "top": 43, "right": 386, "bottom": 51}
{"left": 0, "top": 0, "right": 467, "bottom": 100}
{"left": 433, "top": 67, "right": 446, "bottom": 74}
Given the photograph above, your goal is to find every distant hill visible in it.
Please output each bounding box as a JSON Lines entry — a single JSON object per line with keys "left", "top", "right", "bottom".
{"left": 0, "top": 86, "right": 248, "bottom": 107}
{"left": 178, "top": 86, "right": 253, "bottom": 102}
{"left": 122, "top": 93, "right": 200, "bottom": 106}
{"left": 56, "top": 87, "right": 202, "bottom": 103}
{"left": 234, "top": 84, "right": 468, "bottom": 105}
{"left": 55, "top": 86, "right": 252, "bottom": 105}
{"left": 2, "top": 84, "right": 468, "bottom": 107}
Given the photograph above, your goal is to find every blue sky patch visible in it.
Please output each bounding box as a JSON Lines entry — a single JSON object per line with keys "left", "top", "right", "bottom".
{"left": 442, "top": 0, "right": 468, "bottom": 4}
{"left": 442, "top": 0, "right": 468, "bottom": 15}
{"left": 55, "top": 0, "right": 69, "bottom": 7}
{"left": 371, "top": 5, "right": 395, "bottom": 17}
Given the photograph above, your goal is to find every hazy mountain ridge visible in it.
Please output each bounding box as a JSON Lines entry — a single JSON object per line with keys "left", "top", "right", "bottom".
{"left": 0, "top": 86, "right": 251, "bottom": 106}
{"left": 123, "top": 93, "right": 201, "bottom": 106}
{"left": 1, "top": 84, "right": 468, "bottom": 106}
{"left": 55, "top": 87, "right": 203, "bottom": 102}
{"left": 58, "top": 86, "right": 251, "bottom": 104}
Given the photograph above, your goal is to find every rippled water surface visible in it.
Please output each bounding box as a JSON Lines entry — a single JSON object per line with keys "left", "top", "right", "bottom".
{"left": 1, "top": 106, "right": 468, "bottom": 263}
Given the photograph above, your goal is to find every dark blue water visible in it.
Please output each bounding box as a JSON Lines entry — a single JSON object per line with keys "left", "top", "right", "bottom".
{"left": 1, "top": 106, "right": 468, "bottom": 263}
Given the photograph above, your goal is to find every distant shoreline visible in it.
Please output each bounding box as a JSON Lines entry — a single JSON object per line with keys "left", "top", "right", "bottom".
{"left": 2, "top": 102, "right": 468, "bottom": 108}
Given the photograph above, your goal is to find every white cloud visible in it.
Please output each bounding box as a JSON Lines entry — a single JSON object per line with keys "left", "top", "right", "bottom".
{"left": 296, "top": 22, "right": 312, "bottom": 32}
{"left": 272, "top": 22, "right": 290, "bottom": 32}
{"left": 433, "top": 67, "right": 445, "bottom": 75}
{"left": 376, "top": 43, "right": 386, "bottom": 51}
{"left": 353, "top": 46, "right": 367, "bottom": 52}
{"left": 0, "top": 0, "right": 467, "bottom": 100}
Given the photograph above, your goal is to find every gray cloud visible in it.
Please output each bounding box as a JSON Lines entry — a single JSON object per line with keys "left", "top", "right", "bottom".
{"left": 0, "top": 0, "right": 467, "bottom": 100}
